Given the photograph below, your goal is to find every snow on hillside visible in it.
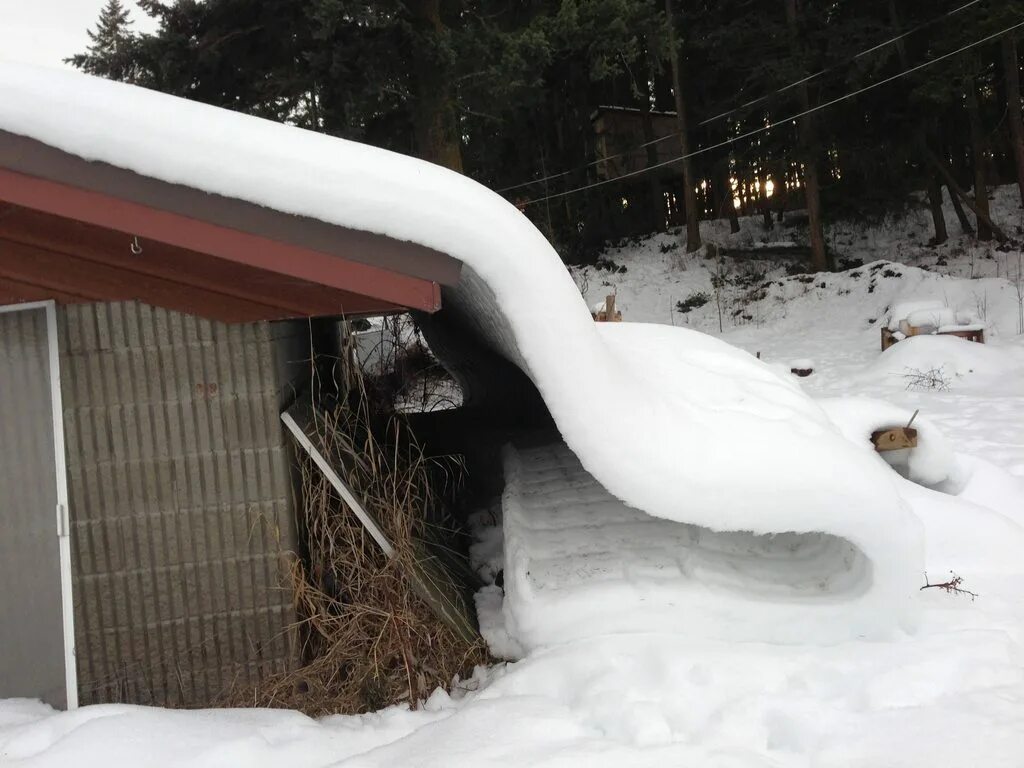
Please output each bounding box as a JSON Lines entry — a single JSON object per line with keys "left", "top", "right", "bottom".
{"left": 580, "top": 181, "right": 1022, "bottom": 307}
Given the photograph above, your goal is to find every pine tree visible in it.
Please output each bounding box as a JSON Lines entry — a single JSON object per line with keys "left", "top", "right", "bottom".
{"left": 66, "top": 0, "right": 1017, "bottom": 262}
{"left": 65, "top": 0, "right": 141, "bottom": 83}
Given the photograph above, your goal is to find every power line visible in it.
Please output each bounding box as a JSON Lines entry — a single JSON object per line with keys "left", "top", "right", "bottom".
{"left": 696, "top": 0, "right": 983, "bottom": 126}
{"left": 496, "top": 0, "right": 983, "bottom": 196}
{"left": 496, "top": 120, "right": 662, "bottom": 194}
{"left": 517, "top": 17, "right": 1024, "bottom": 208}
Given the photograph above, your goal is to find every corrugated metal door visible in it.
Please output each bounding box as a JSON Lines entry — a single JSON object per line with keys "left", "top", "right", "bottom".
{"left": 0, "top": 302, "right": 75, "bottom": 708}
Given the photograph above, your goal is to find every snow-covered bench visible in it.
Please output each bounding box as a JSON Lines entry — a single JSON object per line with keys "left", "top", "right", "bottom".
{"left": 881, "top": 301, "right": 985, "bottom": 350}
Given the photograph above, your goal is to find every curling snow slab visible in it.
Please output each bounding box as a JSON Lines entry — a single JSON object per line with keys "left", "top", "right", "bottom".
{"left": 0, "top": 62, "right": 924, "bottom": 641}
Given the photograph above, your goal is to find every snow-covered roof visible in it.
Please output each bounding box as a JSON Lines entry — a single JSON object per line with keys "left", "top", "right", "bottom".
{"left": 0, "top": 63, "right": 471, "bottom": 319}
{"left": 0, "top": 62, "right": 924, "bottom": 641}
{"left": 0, "top": 62, "right": 508, "bottom": 269}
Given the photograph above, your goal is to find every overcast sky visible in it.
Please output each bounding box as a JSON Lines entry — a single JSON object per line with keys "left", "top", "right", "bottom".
{"left": 0, "top": 1, "right": 155, "bottom": 69}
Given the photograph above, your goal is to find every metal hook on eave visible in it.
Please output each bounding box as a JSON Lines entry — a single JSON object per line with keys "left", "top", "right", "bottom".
{"left": 130, "top": 236, "right": 143, "bottom": 256}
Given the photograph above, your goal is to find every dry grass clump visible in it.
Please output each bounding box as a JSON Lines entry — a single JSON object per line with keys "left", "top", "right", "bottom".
{"left": 239, "top": 376, "right": 488, "bottom": 716}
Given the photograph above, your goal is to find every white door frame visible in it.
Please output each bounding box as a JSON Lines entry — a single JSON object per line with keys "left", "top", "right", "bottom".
{"left": 0, "top": 300, "right": 78, "bottom": 709}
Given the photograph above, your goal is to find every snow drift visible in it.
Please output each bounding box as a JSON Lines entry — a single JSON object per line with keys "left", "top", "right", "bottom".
{"left": 0, "top": 62, "right": 924, "bottom": 643}
{"left": 862, "top": 334, "right": 1024, "bottom": 386}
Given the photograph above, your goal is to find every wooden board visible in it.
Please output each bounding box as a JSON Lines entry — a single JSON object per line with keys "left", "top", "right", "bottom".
{"left": 593, "top": 293, "right": 623, "bottom": 322}
{"left": 881, "top": 325, "right": 984, "bottom": 351}
{"left": 871, "top": 426, "right": 918, "bottom": 452}
{"left": 939, "top": 327, "right": 985, "bottom": 344}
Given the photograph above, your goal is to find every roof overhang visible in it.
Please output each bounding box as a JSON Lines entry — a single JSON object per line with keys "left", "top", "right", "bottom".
{"left": 0, "top": 131, "right": 462, "bottom": 323}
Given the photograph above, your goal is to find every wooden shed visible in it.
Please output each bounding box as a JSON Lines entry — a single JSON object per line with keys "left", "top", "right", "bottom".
{"left": 0, "top": 128, "right": 461, "bottom": 709}
{"left": 591, "top": 105, "right": 682, "bottom": 182}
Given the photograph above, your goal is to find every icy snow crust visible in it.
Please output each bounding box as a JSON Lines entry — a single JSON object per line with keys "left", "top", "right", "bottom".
{"left": 0, "top": 63, "right": 922, "bottom": 639}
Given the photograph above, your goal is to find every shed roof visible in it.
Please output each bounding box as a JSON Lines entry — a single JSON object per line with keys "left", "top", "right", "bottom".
{"left": 0, "top": 68, "right": 462, "bottom": 323}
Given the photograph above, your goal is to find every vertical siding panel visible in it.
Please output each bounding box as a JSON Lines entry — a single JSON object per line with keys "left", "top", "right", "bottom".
{"left": 220, "top": 323, "right": 240, "bottom": 692}
{"left": 246, "top": 327, "right": 265, "bottom": 671}
{"left": 97, "top": 310, "right": 139, "bottom": 696}
{"left": 83, "top": 305, "right": 124, "bottom": 698}
{"left": 132, "top": 300, "right": 172, "bottom": 704}
{"left": 191, "top": 321, "right": 216, "bottom": 703}
{"left": 248, "top": 324, "right": 274, "bottom": 668}
{"left": 168, "top": 308, "right": 200, "bottom": 704}
{"left": 113, "top": 301, "right": 157, "bottom": 702}
{"left": 238, "top": 323, "right": 261, "bottom": 675}
{"left": 147, "top": 311, "right": 177, "bottom": 702}
{"left": 214, "top": 322, "right": 241, "bottom": 671}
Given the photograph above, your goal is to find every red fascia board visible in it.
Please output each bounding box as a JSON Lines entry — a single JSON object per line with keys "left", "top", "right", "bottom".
{"left": 0, "top": 167, "right": 442, "bottom": 313}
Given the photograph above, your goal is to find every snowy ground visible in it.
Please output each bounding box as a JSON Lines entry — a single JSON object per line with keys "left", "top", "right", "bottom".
{"left": 5, "top": 189, "right": 1024, "bottom": 766}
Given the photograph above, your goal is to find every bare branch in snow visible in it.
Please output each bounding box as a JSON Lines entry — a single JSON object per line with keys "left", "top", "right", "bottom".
{"left": 920, "top": 571, "right": 978, "bottom": 601}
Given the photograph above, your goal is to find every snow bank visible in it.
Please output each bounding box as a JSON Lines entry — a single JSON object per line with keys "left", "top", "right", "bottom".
{"left": 0, "top": 699, "right": 452, "bottom": 768}
{"left": 468, "top": 627, "right": 1024, "bottom": 764}
{"left": 8, "top": 598, "right": 1024, "bottom": 768}
{"left": 818, "top": 400, "right": 1024, "bottom": 575}
{"left": 898, "top": 478, "right": 1024, "bottom": 576}
{"left": 862, "top": 335, "right": 1024, "bottom": 386}
{"left": 818, "top": 397, "right": 957, "bottom": 487}
{"left": 0, "top": 63, "right": 923, "bottom": 641}
{"left": 954, "top": 455, "right": 1024, "bottom": 526}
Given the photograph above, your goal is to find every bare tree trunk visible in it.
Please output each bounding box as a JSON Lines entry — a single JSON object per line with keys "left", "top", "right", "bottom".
{"left": 665, "top": 0, "right": 702, "bottom": 252}
{"left": 889, "top": 0, "right": 909, "bottom": 67}
{"left": 1002, "top": 34, "right": 1024, "bottom": 208}
{"left": 776, "top": 164, "right": 789, "bottom": 222}
{"left": 934, "top": 133, "right": 976, "bottom": 234}
{"left": 785, "top": 0, "right": 829, "bottom": 271}
{"left": 924, "top": 146, "right": 1007, "bottom": 242}
{"left": 927, "top": 174, "right": 948, "bottom": 245}
{"left": 891, "top": 0, "right": 952, "bottom": 245}
{"left": 758, "top": 169, "right": 774, "bottom": 231}
{"left": 799, "top": 132, "right": 829, "bottom": 271}
{"left": 892, "top": 0, "right": 938, "bottom": 244}
{"left": 966, "top": 77, "right": 992, "bottom": 241}
{"left": 716, "top": 158, "right": 740, "bottom": 232}
{"left": 949, "top": 182, "right": 975, "bottom": 234}
{"left": 638, "top": 47, "right": 664, "bottom": 234}
{"left": 409, "top": 0, "right": 463, "bottom": 172}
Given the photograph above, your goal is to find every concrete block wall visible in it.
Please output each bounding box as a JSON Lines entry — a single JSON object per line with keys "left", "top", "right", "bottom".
{"left": 58, "top": 301, "right": 302, "bottom": 707}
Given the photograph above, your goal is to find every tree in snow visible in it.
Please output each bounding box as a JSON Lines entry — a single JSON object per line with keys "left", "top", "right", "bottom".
{"left": 66, "top": 0, "right": 1024, "bottom": 266}
{"left": 65, "top": 0, "right": 142, "bottom": 83}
